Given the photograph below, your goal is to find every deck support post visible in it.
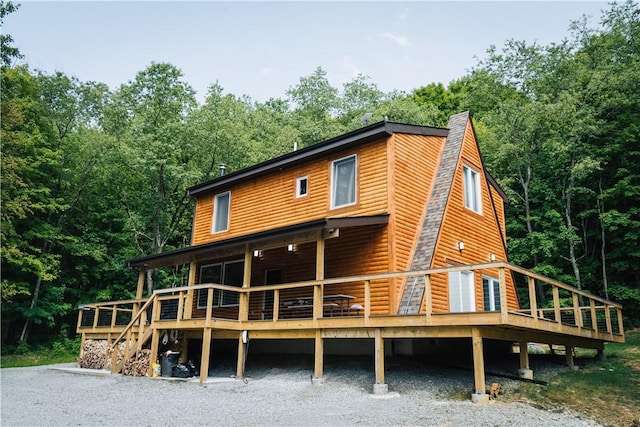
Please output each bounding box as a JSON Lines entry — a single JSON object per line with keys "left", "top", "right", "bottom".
{"left": 236, "top": 331, "right": 247, "bottom": 378}
{"left": 518, "top": 341, "right": 533, "bottom": 380}
{"left": 312, "top": 329, "right": 324, "bottom": 385}
{"left": 199, "top": 328, "right": 212, "bottom": 384}
{"left": 565, "top": 345, "right": 576, "bottom": 369}
{"left": 471, "top": 327, "right": 489, "bottom": 403}
{"left": 373, "top": 328, "right": 387, "bottom": 394}
{"left": 184, "top": 262, "right": 196, "bottom": 320}
{"left": 149, "top": 328, "right": 160, "bottom": 377}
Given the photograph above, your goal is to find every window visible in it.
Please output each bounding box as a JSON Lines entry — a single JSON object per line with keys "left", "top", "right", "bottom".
{"left": 213, "top": 191, "right": 230, "bottom": 233}
{"left": 448, "top": 270, "right": 476, "bottom": 312}
{"left": 331, "top": 155, "right": 356, "bottom": 209}
{"left": 463, "top": 165, "right": 481, "bottom": 214}
{"left": 296, "top": 176, "right": 308, "bottom": 198}
{"left": 482, "top": 276, "right": 501, "bottom": 312}
{"left": 197, "top": 260, "right": 244, "bottom": 308}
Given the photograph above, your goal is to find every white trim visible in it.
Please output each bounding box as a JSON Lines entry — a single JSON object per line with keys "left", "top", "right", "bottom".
{"left": 296, "top": 176, "right": 308, "bottom": 198}
{"left": 330, "top": 154, "right": 357, "bottom": 209}
{"left": 482, "top": 276, "right": 501, "bottom": 312}
{"left": 462, "top": 164, "right": 482, "bottom": 214}
{"left": 212, "top": 191, "right": 231, "bottom": 233}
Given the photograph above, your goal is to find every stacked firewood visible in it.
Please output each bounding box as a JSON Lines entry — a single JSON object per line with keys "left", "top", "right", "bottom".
{"left": 122, "top": 349, "right": 151, "bottom": 377}
{"left": 78, "top": 340, "right": 125, "bottom": 370}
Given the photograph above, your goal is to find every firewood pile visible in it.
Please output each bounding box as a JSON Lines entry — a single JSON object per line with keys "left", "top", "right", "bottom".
{"left": 122, "top": 349, "right": 151, "bottom": 377}
{"left": 78, "top": 340, "right": 125, "bottom": 370}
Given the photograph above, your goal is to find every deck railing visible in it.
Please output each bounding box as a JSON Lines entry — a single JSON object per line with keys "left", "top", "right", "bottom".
{"left": 77, "top": 261, "right": 625, "bottom": 367}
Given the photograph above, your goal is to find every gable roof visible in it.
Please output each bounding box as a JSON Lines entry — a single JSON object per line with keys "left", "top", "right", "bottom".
{"left": 187, "top": 121, "right": 449, "bottom": 197}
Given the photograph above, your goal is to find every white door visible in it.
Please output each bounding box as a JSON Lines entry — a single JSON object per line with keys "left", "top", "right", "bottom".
{"left": 448, "top": 270, "right": 476, "bottom": 312}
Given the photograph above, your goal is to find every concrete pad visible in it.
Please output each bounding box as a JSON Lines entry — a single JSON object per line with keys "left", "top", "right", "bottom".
{"left": 518, "top": 368, "right": 534, "bottom": 380}
{"left": 311, "top": 377, "right": 325, "bottom": 386}
{"left": 471, "top": 393, "right": 490, "bottom": 404}
{"left": 373, "top": 383, "right": 388, "bottom": 395}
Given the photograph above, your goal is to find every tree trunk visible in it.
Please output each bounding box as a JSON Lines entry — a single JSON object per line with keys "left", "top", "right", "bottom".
{"left": 19, "top": 275, "right": 42, "bottom": 343}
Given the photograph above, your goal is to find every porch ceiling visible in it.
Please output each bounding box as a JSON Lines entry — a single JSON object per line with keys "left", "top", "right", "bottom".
{"left": 127, "top": 214, "right": 390, "bottom": 269}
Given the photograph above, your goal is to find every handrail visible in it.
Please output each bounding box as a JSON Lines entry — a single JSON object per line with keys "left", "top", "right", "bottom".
{"left": 109, "top": 295, "right": 156, "bottom": 350}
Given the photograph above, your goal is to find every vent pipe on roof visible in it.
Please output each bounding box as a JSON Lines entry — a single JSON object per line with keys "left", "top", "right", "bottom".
{"left": 219, "top": 163, "right": 226, "bottom": 176}
{"left": 293, "top": 141, "right": 298, "bottom": 151}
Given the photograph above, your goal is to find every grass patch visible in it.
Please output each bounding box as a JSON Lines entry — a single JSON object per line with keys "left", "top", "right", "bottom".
{"left": 510, "top": 329, "right": 640, "bottom": 427}
{"left": 1, "top": 351, "right": 78, "bottom": 368}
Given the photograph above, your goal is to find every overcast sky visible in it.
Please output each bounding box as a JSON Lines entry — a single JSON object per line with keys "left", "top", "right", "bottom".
{"left": 4, "top": 1, "right": 608, "bottom": 103}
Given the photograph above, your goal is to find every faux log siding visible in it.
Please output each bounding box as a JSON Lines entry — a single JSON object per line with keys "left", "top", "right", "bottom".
{"left": 191, "top": 226, "right": 389, "bottom": 319}
{"left": 389, "top": 133, "right": 446, "bottom": 312}
{"left": 191, "top": 140, "right": 389, "bottom": 246}
{"left": 430, "top": 121, "right": 518, "bottom": 312}
{"left": 490, "top": 185, "right": 507, "bottom": 243}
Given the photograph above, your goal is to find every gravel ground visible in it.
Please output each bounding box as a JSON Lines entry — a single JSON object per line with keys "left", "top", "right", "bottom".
{"left": 1, "top": 353, "right": 602, "bottom": 427}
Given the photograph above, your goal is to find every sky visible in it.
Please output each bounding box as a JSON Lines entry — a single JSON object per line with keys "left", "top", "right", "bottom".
{"left": 3, "top": 1, "right": 609, "bottom": 103}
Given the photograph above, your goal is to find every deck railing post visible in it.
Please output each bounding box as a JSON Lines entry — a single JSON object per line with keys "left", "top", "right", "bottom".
{"left": 552, "top": 286, "right": 561, "bottom": 323}
{"left": 590, "top": 299, "right": 597, "bottom": 331}
{"left": 424, "top": 274, "right": 432, "bottom": 324}
{"left": 528, "top": 276, "right": 538, "bottom": 325}
{"left": 573, "top": 292, "right": 582, "bottom": 328}
{"left": 111, "top": 306, "right": 118, "bottom": 328}
{"left": 273, "top": 289, "right": 280, "bottom": 322}
{"left": 313, "top": 284, "right": 323, "bottom": 326}
{"left": 499, "top": 267, "right": 508, "bottom": 323}
{"left": 184, "top": 262, "right": 196, "bottom": 320}
{"left": 364, "top": 280, "right": 371, "bottom": 326}
{"left": 617, "top": 308, "right": 624, "bottom": 336}
{"left": 177, "top": 291, "right": 184, "bottom": 323}
{"left": 205, "top": 288, "right": 214, "bottom": 328}
{"left": 92, "top": 307, "right": 100, "bottom": 330}
{"left": 605, "top": 304, "right": 612, "bottom": 335}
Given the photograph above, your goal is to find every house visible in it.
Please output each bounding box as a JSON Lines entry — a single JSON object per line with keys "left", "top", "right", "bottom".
{"left": 77, "top": 112, "right": 624, "bottom": 402}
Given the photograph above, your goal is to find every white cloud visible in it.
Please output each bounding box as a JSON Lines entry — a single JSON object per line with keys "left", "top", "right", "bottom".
{"left": 379, "top": 31, "right": 409, "bottom": 47}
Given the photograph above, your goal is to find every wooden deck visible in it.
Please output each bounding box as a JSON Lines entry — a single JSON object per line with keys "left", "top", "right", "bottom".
{"left": 76, "top": 261, "right": 624, "bottom": 400}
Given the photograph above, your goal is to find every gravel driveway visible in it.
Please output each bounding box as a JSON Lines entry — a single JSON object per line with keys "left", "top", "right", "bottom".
{"left": 1, "top": 354, "right": 601, "bottom": 427}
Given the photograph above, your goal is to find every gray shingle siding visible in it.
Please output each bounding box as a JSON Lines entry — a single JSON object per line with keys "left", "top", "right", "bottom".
{"left": 397, "top": 112, "right": 469, "bottom": 315}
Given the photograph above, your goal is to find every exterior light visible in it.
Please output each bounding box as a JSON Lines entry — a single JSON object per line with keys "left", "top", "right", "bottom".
{"left": 287, "top": 244, "right": 295, "bottom": 252}
{"left": 457, "top": 241, "right": 465, "bottom": 251}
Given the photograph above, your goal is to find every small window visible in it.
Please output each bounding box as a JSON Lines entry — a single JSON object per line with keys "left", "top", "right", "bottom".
{"left": 296, "top": 176, "right": 308, "bottom": 198}
{"left": 331, "top": 155, "right": 357, "bottom": 209}
{"left": 482, "top": 276, "right": 501, "bottom": 312}
{"left": 213, "top": 191, "right": 230, "bottom": 233}
{"left": 463, "top": 165, "right": 482, "bottom": 214}
{"left": 448, "top": 270, "right": 476, "bottom": 313}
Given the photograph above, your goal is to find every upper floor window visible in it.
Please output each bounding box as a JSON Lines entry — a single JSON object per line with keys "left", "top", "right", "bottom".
{"left": 213, "top": 191, "right": 230, "bottom": 233}
{"left": 331, "top": 155, "right": 357, "bottom": 209}
{"left": 296, "top": 176, "right": 308, "bottom": 198}
{"left": 463, "top": 165, "right": 482, "bottom": 214}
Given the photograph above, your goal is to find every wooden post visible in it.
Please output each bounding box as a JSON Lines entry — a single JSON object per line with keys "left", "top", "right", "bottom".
{"left": 590, "top": 299, "right": 597, "bottom": 331}
{"left": 552, "top": 286, "right": 561, "bottom": 323}
{"left": 374, "top": 328, "right": 385, "bottom": 386}
{"left": 573, "top": 292, "right": 582, "bottom": 328}
{"left": 499, "top": 267, "right": 508, "bottom": 323}
{"left": 92, "top": 307, "right": 100, "bottom": 330}
{"left": 565, "top": 346, "right": 574, "bottom": 367}
{"left": 199, "top": 328, "right": 212, "bottom": 384}
{"left": 528, "top": 276, "right": 538, "bottom": 324}
{"left": 76, "top": 308, "right": 84, "bottom": 332}
{"left": 315, "top": 234, "right": 325, "bottom": 326}
{"left": 316, "top": 233, "right": 325, "bottom": 281}
{"left": 313, "top": 284, "right": 323, "bottom": 325}
{"left": 236, "top": 332, "right": 247, "bottom": 378}
{"left": 519, "top": 341, "right": 529, "bottom": 369}
{"left": 471, "top": 327, "right": 486, "bottom": 396}
{"left": 79, "top": 332, "right": 86, "bottom": 359}
{"left": 424, "top": 274, "right": 432, "bottom": 324}
{"left": 177, "top": 291, "right": 184, "bottom": 324}
{"left": 148, "top": 328, "right": 160, "bottom": 377}
{"left": 111, "top": 306, "right": 118, "bottom": 328}
{"left": 205, "top": 288, "right": 214, "bottom": 328}
{"left": 605, "top": 305, "right": 612, "bottom": 334}
{"left": 313, "top": 329, "right": 324, "bottom": 382}
{"left": 184, "top": 262, "right": 196, "bottom": 320}
{"left": 364, "top": 280, "right": 371, "bottom": 326}
{"left": 239, "top": 245, "right": 252, "bottom": 322}
{"left": 273, "top": 289, "right": 280, "bottom": 322}
{"left": 617, "top": 308, "right": 624, "bottom": 336}
{"left": 133, "top": 268, "right": 145, "bottom": 319}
